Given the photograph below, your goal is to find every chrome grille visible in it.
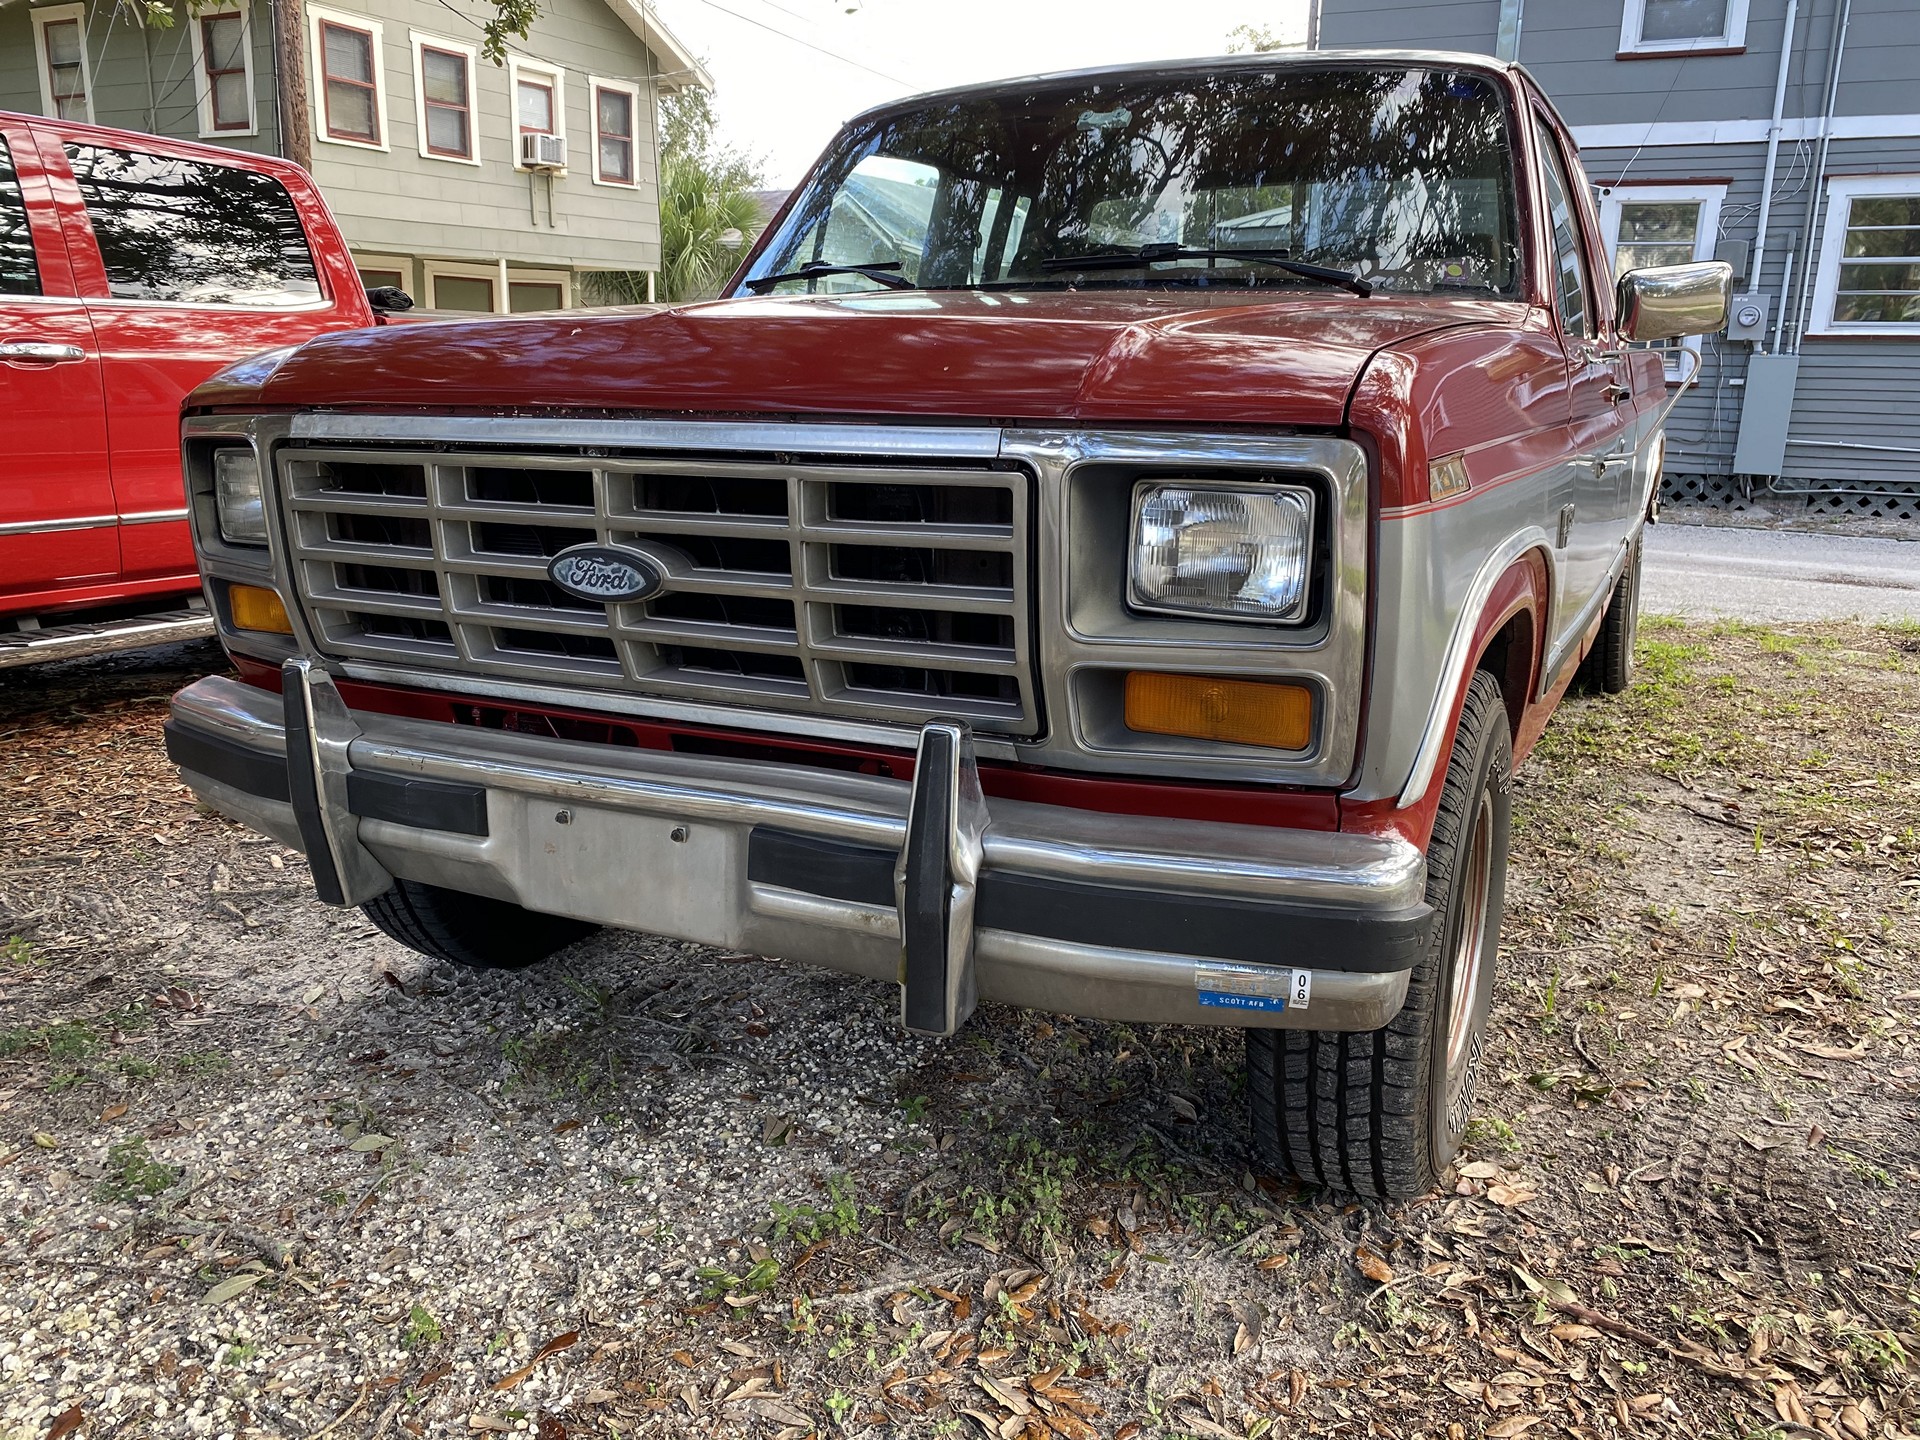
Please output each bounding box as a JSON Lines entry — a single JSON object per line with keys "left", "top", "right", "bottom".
{"left": 278, "top": 447, "right": 1037, "bottom": 733}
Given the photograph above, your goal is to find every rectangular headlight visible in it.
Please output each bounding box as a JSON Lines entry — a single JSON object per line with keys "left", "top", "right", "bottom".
{"left": 214, "top": 448, "right": 266, "bottom": 545}
{"left": 1128, "top": 482, "right": 1314, "bottom": 622}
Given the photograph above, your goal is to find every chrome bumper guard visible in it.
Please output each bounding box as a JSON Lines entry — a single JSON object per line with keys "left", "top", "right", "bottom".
{"left": 166, "top": 668, "right": 1431, "bottom": 1035}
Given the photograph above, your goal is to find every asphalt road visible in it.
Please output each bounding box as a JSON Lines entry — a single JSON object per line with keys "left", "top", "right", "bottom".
{"left": 1641, "top": 523, "right": 1920, "bottom": 622}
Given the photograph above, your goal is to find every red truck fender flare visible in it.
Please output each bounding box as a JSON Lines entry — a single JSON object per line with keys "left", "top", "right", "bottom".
{"left": 1393, "top": 539, "right": 1552, "bottom": 812}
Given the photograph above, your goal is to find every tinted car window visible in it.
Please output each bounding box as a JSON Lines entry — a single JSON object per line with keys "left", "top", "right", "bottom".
{"left": 64, "top": 144, "right": 322, "bottom": 307}
{"left": 746, "top": 65, "right": 1522, "bottom": 296}
{"left": 0, "top": 138, "right": 42, "bottom": 297}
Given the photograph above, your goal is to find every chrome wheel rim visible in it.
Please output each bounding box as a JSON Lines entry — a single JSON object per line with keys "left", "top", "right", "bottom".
{"left": 1442, "top": 790, "right": 1496, "bottom": 1133}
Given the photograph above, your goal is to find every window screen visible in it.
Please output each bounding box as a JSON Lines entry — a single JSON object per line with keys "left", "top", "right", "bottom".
{"left": 1639, "top": 0, "right": 1730, "bottom": 43}
{"left": 65, "top": 144, "right": 322, "bottom": 307}
{"left": 0, "top": 138, "right": 42, "bottom": 296}
{"left": 1832, "top": 193, "right": 1920, "bottom": 325}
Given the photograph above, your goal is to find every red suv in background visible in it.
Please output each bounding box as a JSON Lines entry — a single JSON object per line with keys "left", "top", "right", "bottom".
{"left": 0, "top": 113, "right": 376, "bottom": 667}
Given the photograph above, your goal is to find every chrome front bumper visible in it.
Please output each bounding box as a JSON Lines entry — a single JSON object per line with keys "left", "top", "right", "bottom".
{"left": 166, "top": 666, "right": 1430, "bottom": 1034}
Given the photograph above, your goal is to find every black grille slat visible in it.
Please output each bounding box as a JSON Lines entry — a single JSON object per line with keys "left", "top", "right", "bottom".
{"left": 467, "top": 466, "right": 594, "bottom": 510}
{"left": 331, "top": 513, "right": 431, "bottom": 551}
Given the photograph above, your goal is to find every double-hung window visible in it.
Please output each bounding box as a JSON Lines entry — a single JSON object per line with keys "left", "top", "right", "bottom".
{"left": 311, "top": 8, "right": 387, "bottom": 149}
{"left": 1810, "top": 175, "right": 1920, "bottom": 336}
{"left": 32, "top": 5, "right": 92, "bottom": 123}
{"left": 508, "top": 58, "right": 565, "bottom": 169}
{"left": 1618, "top": 0, "right": 1751, "bottom": 55}
{"left": 591, "top": 78, "right": 639, "bottom": 186}
{"left": 1597, "top": 182, "right": 1726, "bottom": 378}
{"left": 412, "top": 36, "right": 477, "bottom": 163}
{"left": 193, "top": 10, "right": 256, "bottom": 135}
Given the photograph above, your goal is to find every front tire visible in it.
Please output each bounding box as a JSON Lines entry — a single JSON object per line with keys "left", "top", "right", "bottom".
{"left": 1581, "top": 535, "right": 1642, "bottom": 695}
{"left": 362, "top": 877, "right": 599, "bottom": 970}
{"left": 1247, "top": 669, "right": 1511, "bottom": 1199}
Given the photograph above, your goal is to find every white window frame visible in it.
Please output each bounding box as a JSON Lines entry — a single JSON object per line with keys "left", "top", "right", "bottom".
{"left": 188, "top": 6, "right": 257, "bottom": 138}
{"left": 1618, "top": 0, "right": 1750, "bottom": 54}
{"left": 1597, "top": 181, "right": 1727, "bottom": 379}
{"left": 506, "top": 266, "right": 572, "bottom": 311}
{"left": 588, "top": 75, "right": 640, "bottom": 188}
{"left": 31, "top": 4, "right": 94, "bottom": 125}
{"left": 507, "top": 56, "right": 566, "bottom": 172}
{"left": 352, "top": 251, "right": 414, "bottom": 294}
{"left": 309, "top": 5, "right": 388, "bottom": 152}
{"left": 409, "top": 31, "right": 480, "bottom": 166}
{"left": 423, "top": 259, "right": 501, "bottom": 313}
{"left": 1809, "top": 173, "right": 1920, "bottom": 338}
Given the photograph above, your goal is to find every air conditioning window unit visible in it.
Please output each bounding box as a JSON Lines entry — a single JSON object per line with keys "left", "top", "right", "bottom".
{"left": 520, "top": 133, "right": 566, "bottom": 170}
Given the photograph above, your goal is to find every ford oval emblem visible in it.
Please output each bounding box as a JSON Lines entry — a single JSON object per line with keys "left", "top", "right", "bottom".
{"left": 547, "top": 544, "right": 667, "bottom": 603}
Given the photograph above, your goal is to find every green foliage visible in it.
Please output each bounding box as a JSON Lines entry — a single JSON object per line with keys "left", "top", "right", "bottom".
{"left": 769, "top": 1173, "right": 865, "bottom": 1245}
{"left": 95, "top": 1138, "right": 179, "bottom": 1203}
{"left": 400, "top": 1304, "right": 443, "bottom": 1351}
{"left": 478, "top": 0, "right": 541, "bottom": 65}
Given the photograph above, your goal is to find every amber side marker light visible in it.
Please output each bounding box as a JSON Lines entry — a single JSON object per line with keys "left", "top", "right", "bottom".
{"left": 1123, "top": 671, "right": 1313, "bottom": 751}
{"left": 229, "top": 584, "right": 293, "bottom": 635}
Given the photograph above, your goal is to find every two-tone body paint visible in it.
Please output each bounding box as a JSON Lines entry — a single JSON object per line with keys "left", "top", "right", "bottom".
{"left": 0, "top": 110, "right": 372, "bottom": 620}
{"left": 177, "top": 52, "right": 1675, "bottom": 861}
{"left": 1335, "top": 74, "right": 1672, "bottom": 844}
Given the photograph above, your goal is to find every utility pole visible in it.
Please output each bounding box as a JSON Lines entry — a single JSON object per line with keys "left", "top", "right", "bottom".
{"left": 270, "top": 0, "right": 311, "bottom": 170}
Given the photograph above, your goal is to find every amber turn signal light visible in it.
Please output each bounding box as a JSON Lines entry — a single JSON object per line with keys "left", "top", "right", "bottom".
{"left": 1124, "top": 671, "right": 1313, "bottom": 750}
{"left": 228, "top": 583, "right": 293, "bottom": 635}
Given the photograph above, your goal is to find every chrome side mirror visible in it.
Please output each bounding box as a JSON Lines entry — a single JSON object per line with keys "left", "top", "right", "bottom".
{"left": 1616, "top": 261, "right": 1732, "bottom": 341}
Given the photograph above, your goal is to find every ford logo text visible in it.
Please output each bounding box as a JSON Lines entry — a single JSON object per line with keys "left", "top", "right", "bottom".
{"left": 546, "top": 544, "right": 668, "bottom": 603}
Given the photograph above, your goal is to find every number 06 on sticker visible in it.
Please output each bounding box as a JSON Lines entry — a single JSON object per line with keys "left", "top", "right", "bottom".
{"left": 1193, "top": 962, "right": 1311, "bottom": 1014}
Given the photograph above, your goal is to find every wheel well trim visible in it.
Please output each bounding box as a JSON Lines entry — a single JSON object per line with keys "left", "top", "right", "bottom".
{"left": 1394, "top": 534, "right": 1554, "bottom": 810}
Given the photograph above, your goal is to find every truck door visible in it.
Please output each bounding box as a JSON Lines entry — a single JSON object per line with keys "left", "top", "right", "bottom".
{"left": 49, "top": 137, "right": 354, "bottom": 583}
{"left": 1531, "top": 113, "right": 1630, "bottom": 663}
{"left": 0, "top": 123, "right": 116, "bottom": 613}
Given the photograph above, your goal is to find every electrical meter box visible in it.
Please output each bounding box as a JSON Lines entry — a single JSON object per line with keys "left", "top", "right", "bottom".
{"left": 1726, "top": 293, "right": 1770, "bottom": 343}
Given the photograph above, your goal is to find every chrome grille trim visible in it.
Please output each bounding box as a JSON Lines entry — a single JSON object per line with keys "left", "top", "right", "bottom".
{"left": 277, "top": 446, "right": 1038, "bottom": 735}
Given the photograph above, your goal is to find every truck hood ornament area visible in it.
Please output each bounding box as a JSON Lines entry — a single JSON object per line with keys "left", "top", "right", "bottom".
{"left": 546, "top": 543, "right": 675, "bottom": 603}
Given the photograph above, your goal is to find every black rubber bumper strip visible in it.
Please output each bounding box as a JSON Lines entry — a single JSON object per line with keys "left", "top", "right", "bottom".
{"left": 748, "top": 828, "right": 895, "bottom": 907}
{"left": 747, "top": 827, "right": 1432, "bottom": 973}
{"left": 164, "top": 718, "right": 487, "bottom": 837}
{"left": 346, "top": 771, "right": 488, "bottom": 836}
{"left": 163, "top": 720, "right": 290, "bottom": 803}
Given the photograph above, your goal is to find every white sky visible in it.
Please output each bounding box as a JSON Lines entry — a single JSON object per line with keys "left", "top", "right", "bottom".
{"left": 647, "top": 0, "right": 1312, "bottom": 187}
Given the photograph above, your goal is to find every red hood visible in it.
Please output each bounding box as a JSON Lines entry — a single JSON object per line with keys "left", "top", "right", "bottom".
{"left": 237, "top": 290, "right": 1526, "bottom": 428}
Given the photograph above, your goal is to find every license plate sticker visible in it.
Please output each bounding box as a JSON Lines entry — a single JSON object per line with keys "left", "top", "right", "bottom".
{"left": 1193, "top": 963, "right": 1309, "bottom": 1014}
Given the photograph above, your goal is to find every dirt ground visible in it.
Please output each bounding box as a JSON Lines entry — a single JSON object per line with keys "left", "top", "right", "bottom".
{"left": 1, "top": 620, "right": 1916, "bottom": 1440}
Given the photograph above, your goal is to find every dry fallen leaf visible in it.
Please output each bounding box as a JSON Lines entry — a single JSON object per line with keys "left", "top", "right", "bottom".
{"left": 47, "top": 1405, "right": 83, "bottom": 1440}
{"left": 491, "top": 1331, "right": 580, "bottom": 1392}
{"left": 1484, "top": 1416, "right": 1543, "bottom": 1439}
{"left": 1355, "top": 1246, "right": 1394, "bottom": 1284}
{"left": 1487, "top": 1183, "right": 1537, "bottom": 1207}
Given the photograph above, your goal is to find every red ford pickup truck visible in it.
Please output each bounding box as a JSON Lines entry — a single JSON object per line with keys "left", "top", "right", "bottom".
{"left": 0, "top": 113, "right": 377, "bottom": 667}
{"left": 166, "top": 52, "right": 1729, "bottom": 1197}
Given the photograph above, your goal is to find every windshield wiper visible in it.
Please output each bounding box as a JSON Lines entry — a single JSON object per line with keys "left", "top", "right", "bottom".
{"left": 742, "top": 260, "right": 914, "bottom": 293}
{"left": 1038, "top": 244, "right": 1371, "bottom": 297}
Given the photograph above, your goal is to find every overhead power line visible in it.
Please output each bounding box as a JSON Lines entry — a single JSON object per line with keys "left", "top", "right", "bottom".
{"left": 673, "top": 0, "right": 914, "bottom": 88}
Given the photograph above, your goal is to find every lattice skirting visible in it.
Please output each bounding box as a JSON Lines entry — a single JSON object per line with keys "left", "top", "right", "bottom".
{"left": 1661, "top": 472, "right": 1920, "bottom": 522}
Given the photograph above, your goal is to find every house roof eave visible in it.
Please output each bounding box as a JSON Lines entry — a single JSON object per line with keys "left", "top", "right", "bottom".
{"left": 604, "top": 0, "right": 713, "bottom": 91}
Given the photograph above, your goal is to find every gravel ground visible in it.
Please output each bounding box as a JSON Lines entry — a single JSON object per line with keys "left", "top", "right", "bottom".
{"left": 1, "top": 626, "right": 1916, "bottom": 1440}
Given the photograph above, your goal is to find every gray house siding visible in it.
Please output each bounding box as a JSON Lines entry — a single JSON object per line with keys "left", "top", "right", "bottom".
{"left": 307, "top": 0, "right": 663, "bottom": 283}
{"left": 3, "top": 0, "right": 696, "bottom": 309}
{"left": 0, "top": 2, "right": 283, "bottom": 154}
{"left": 1319, "top": 0, "right": 1920, "bottom": 496}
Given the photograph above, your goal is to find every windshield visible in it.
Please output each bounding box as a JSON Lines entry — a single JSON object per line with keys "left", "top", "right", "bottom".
{"left": 738, "top": 64, "right": 1521, "bottom": 297}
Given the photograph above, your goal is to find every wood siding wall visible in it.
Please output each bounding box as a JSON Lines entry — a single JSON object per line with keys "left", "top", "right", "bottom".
{"left": 1, "top": 0, "right": 666, "bottom": 296}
